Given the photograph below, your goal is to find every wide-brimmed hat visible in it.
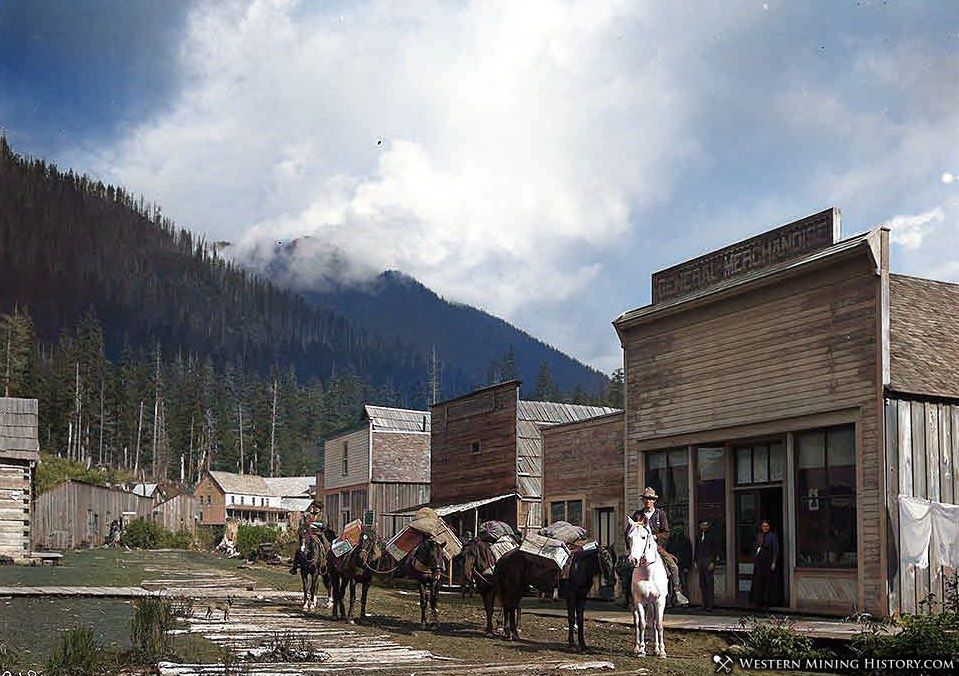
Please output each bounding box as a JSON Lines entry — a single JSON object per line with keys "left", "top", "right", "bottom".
{"left": 641, "top": 487, "right": 659, "bottom": 500}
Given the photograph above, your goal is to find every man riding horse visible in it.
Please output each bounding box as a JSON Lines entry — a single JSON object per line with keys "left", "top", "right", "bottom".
{"left": 634, "top": 487, "right": 688, "bottom": 607}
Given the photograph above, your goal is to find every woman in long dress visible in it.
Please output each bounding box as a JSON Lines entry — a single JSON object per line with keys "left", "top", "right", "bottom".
{"left": 749, "top": 519, "right": 780, "bottom": 610}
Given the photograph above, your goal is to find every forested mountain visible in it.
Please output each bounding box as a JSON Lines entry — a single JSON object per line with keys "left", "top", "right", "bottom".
{"left": 0, "top": 138, "right": 616, "bottom": 484}
{"left": 258, "top": 242, "right": 607, "bottom": 397}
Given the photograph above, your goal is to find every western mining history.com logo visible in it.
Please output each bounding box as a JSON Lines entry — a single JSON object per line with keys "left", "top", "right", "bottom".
{"left": 713, "top": 655, "right": 958, "bottom": 674}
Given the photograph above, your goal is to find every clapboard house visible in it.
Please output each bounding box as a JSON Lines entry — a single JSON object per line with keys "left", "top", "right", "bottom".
{"left": 542, "top": 410, "right": 624, "bottom": 553}
{"left": 195, "top": 471, "right": 315, "bottom": 527}
{"left": 0, "top": 397, "right": 39, "bottom": 561}
{"left": 321, "top": 405, "right": 431, "bottom": 539}
{"left": 428, "top": 381, "right": 617, "bottom": 536}
{"left": 614, "top": 207, "right": 959, "bottom": 617}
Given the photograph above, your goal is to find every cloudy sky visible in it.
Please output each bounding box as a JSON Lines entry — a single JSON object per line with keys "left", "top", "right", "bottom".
{"left": 2, "top": 0, "right": 957, "bottom": 372}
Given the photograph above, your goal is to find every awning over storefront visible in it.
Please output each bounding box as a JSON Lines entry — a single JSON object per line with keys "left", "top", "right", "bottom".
{"left": 383, "top": 493, "right": 517, "bottom": 517}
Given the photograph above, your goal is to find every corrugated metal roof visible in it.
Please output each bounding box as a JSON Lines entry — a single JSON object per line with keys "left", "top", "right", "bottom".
{"left": 517, "top": 400, "right": 619, "bottom": 426}
{"left": 614, "top": 230, "right": 876, "bottom": 328}
{"left": 364, "top": 405, "right": 431, "bottom": 432}
{"left": 384, "top": 493, "right": 518, "bottom": 517}
{"left": 0, "top": 397, "right": 39, "bottom": 455}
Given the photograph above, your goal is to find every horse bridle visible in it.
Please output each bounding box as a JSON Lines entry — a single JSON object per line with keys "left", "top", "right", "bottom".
{"left": 629, "top": 523, "right": 657, "bottom": 567}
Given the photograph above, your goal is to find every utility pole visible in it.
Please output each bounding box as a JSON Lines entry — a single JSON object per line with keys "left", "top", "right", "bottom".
{"left": 238, "top": 403, "right": 244, "bottom": 475}
{"left": 269, "top": 379, "right": 278, "bottom": 477}
{"left": 134, "top": 400, "right": 144, "bottom": 476}
{"left": 152, "top": 346, "right": 160, "bottom": 479}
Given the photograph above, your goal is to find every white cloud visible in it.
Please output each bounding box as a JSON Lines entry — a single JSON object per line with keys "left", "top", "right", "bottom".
{"left": 883, "top": 207, "right": 944, "bottom": 250}
{"left": 64, "top": 1, "right": 959, "bottom": 372}
{"left": 80, "top": 0, "right": 711, "bottom": 320}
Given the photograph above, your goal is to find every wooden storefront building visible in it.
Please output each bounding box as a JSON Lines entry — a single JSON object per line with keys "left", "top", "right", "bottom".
{"left": 195, "top": 471, "right": 315, "bottom": 527}
{"left": 542, "top": 411, "right": 624, "bottom": 553}
{"left": 429, "top": 381, "right": 617, "bottom": 536}
{"left": 0, "top": 397, "right": 39, "bottom": 561}
{"left": 321, "top": 405, "right": 431, "bottom": 539}
{"left": 614, "top": 207, "right": 959, "bottom": 617}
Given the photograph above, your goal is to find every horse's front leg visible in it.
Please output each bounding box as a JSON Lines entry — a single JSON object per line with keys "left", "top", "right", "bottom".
{"left": 310, "top": 572, "right": 320, "bottom": 610}
{"left": 300, "top": 573, "right": 309, "bottom": 610}
{"left": 347, "top": 578, "right": 357, "bottom": 624}
{"left": 324, "top": 573, "right": 334, "bottom": 609}
{"left": 634, "top": 603, "right": 647, "bottom": 656}
{"left": 359, "top": 578, "right": 370, "bottom": 620}
{"left": 577, "top": 597, "right": 586, "bottom": 653}
{"left": 655, "top": 597, "right": 668, "bottom": 657}
{"left": 429, "top": 578, "right": 439, "bottom": 627}
{"left": 481, "top": 586, "right": 495, "bottom": 636}
{"left": 566, "top": 594, "right": 575, "bottom": 649}
{"left": 419, "top": 582, "right": 427, "bottom": 629}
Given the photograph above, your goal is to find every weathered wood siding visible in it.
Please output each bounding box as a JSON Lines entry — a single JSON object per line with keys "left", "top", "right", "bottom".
{"left": 622, "top": 250, "right": 886, "bottom": 614}
{"left": 884, "top": 396, "right": 959, "bottom": 616}
{"left": 430, "top": 382, "right": 519, "bottom": 525}
{"left": 542, "top": 412, "right": 624, "bottom": 547}
{"left": 371, "top": 482, "right": 430, "bottom": 539}
{"left": 152, "top": 493, "right": 200, "bottom": 534}
{"left": 195, "top": 474, "right": 226, "bottom": 525}
{"left": 371, "top": 431, "right": 430, "bottom": 483}
{"left": 34, "top": 481, "right": 153, "bottom": 550}
{"left": 324, "top": 427, "right": 371, "bottom": 491}
{"left": 0, "top": 460, "right": 31, "bottom": 559}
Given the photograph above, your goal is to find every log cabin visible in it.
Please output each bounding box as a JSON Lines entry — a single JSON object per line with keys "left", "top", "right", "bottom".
{"left": 0, "top": 397, "right": 39, "bottom": 561}
{"left": 614, "top": 207, "right": 959, "bottom": 617}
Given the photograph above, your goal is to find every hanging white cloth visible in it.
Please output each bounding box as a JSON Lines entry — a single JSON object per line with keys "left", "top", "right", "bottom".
{"left": 932, "top": 500, "right": 959, "bottom": 568}
{"left": 898, "top": 495, "right": 932, "bottom": 569}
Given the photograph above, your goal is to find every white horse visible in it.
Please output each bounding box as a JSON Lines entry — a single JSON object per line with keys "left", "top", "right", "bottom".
{"left": 626, "top": 516, "right": 668, "bottom": 657}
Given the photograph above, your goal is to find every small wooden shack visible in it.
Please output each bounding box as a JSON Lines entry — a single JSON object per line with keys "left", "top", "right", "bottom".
{"left": 0, "top": 397, "right": 39, "bottom": 561}
{"left": 33, "top": 480, "right": 153, "bottom": 550}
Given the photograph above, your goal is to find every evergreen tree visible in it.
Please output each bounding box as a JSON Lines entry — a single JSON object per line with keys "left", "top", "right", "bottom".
{"left": 533, "top": 360, "right": 558, "bottom": 402}
{"left": 604, "top": 367, "right": 625, "bottom": 408}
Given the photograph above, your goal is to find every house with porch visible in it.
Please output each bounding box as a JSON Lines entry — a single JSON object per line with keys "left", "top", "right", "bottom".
{"left": 194, "top": 471, "right": 315, "bottom": 527}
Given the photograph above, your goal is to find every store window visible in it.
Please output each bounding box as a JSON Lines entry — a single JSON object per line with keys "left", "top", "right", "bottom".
{"left": 695, "top": 447, "right": 726, "bottom": 564}
{"left": 550, "top": 499, "right": 583, "bottom": 525}
{"left": 735, "top": 442, "right": 784, "bottom": 485}
{"left": 645, "top": 449, "right": 689, "bottom": 529}
{"left": 795, "top": 425, "right": 856, "bottom": 568}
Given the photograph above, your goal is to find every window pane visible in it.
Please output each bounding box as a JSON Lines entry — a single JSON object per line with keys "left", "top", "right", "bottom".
{"left": 736, "top": 447, "right": 752, "bottom": 485}
{"left": 647, "top": 452, "right": 667, "bottom": 471}
{"left": 828, "top": 427, "right": 855, "bottom": 467}
{"left": 550, "top": 502, "right": 566, "bottom": 524}
{"left": 753, "top": 445, "right": 769, "bottom": 483}
{"left": 769, "top": 443, "right": 784, "bottom": 481}
{"left": 567, "top": 500, "right": 583, "bottom": 526}
{"left": 696, "top": 447, "right": 726, "bottom": 564}
{"left": 795, "top": 425, "right": 856, "bottom": 568}
{"left": 797, "top": 432, "right": 826, "bottom": 469}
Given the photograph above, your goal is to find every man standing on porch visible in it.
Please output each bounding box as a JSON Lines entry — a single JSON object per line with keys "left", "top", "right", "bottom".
{"left": 695, "top": 519, "right": 719, "bottom": 611}
{"left": 639, "top": 487, "right": 689, "bottom": 607}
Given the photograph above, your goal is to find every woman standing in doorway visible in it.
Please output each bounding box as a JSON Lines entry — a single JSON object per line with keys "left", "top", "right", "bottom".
{"left": 749, "top": 519, "right": 780, "bottom": 610}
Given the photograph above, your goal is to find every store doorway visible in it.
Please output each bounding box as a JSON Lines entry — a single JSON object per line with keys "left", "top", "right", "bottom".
{"left": 735, "top": 486, "right": 785, "bottom": 605}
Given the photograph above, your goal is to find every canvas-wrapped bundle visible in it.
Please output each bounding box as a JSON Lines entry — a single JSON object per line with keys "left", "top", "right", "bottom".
{"left": 538, "top": 521, "right": 588, "bottom": 545}
{"left": 520, "top": 532, "right": 570, "bottom": 570}
{"left": 478, "top": 520, "right": 516, "bottom": 544}
{"left": 400, "top": 507, "right": 463, "bottom": 558}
